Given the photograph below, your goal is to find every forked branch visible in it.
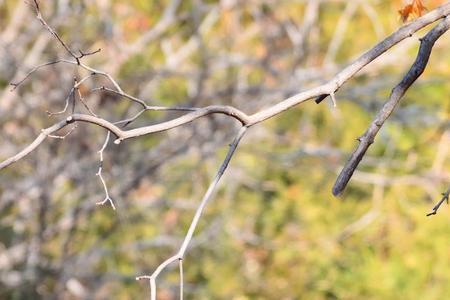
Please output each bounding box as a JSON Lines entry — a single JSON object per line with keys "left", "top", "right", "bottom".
{"left": 3, "top": 3, "right": 450, "bottom": 172}
{"left": 332, "top": 16, "right": 450, "bottom": 196}
{"left": 1, "top": 2, "right": 450, "bottom": 299}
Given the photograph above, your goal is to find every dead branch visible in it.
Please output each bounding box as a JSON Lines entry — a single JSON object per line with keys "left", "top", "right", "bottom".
{"left": 1, "top": 1, "right": 450, "bottom": 299}
{"left": 136, "top": 126, "right": 247, "bottom": 300}
{"left": 2, "top": 4, "right": 450, "bottom": 172}
{"left": 332, "top": 16, "right": 450, "bottom": 196}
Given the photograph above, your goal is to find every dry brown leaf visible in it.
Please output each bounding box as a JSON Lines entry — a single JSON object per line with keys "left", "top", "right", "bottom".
{"left": 398, "top": 0, "right": 427, "bottom": 22}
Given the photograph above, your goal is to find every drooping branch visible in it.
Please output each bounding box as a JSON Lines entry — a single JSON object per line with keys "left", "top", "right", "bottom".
{"left": 332, "top": 16, "right": 450, "bottom": 196}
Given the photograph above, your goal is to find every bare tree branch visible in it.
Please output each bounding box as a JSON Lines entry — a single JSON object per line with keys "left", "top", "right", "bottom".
{"left": 95, "top": 132, "right": 115, "bottom": 210}
{"left": 30, "top": 0, "right": 100, "bottom": 63}
{"left": 315, "top": 3, "right": 450, "bottom": 104}
{"left": 0, "top": 120, "right": 68, "bottom": 170}
{"left": 2, "top": 4, "right": 450, "bottom": 171}
{"left": 136, "top": 126, "right": 247, "bottom": 300}
{"left": 332, "top": 16, "right": 450, "bottom": 196}
{"left": 1, "top": 2, "right": 450, "bottom": 298}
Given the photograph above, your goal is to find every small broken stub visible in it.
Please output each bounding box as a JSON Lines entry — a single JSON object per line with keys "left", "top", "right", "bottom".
{"left": 114, "top": 138, "right": 122, "bottom": 145}
{"left": 66, "top": 116, "right": 74, "bottom": 123}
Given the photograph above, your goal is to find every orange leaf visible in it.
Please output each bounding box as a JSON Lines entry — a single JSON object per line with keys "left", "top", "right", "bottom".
{"left": 398, "top": 0, "right": 427, "bottom": 22}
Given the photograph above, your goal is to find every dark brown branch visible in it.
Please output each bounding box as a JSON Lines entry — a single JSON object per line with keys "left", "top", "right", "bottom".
{"left": 78, "top": 48, "right": 102, "bottom": 59}
{"left": 31, "top": 0, "right": 77, "bottom": 59}
{"left": 10, "top": 60, "right": 66, "bottom": 90}
{"left": 332, "top": 16, "right": 450, "bottom": 196}
{"left": 31, "top": 0, "right": 100, "bottom": 63}
{"left": 427, "top": 186, "right": 450, "bottom": 216}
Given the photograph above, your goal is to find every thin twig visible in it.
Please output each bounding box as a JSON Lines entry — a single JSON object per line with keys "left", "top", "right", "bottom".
{"left": 136, "top": 126, "right": 248, "bottom": 300}
{"left": 92, "top": 86, "right": 149, "bottom": 109}
{"left": 46, "top": 86, "right": 75, "bottom": 116}
{"left": 95, "top": 132, "right": 116, "bottom": 210}
{"left": 78, "top": 48, "right": 102, "bottom": 58}
{"left": 31, "top": 0, "right": 100, "bottom": 63}
{"left": 31, "top": 0, "right": 77, "bottom": 59}
{"left": 427, "top": 186, "right": 450, "bottom": 216}
{"left": 10, "top": 59, "right": 66, "bottom": 90}
{"left": 74, "top": 78, "right": 97, "bottom": 117}
{"left": 93, "top": 86, "right": 199, "bottom": 112}
{"left": 47, "top": 124, "right": 78, "bottom": 139}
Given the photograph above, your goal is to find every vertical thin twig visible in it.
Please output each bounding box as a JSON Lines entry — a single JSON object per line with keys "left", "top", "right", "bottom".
{"left": 179, "top": 258, "right": 184, "bottom": 300}
{"left": 136, "top": 126, "right": 248, "bottom": 300}
{"left": 96, "top": 132, "right": 116, "bottom": 210}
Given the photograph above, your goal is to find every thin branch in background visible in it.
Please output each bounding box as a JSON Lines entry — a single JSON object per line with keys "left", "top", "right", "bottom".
{"left": 94, "top": 86, "right": 199, "bottom": 112}
{"left": 77, "top": 48, "right": 102, "bottom": 59}
{"left": 79, "top": 63, "right": 126, "bottom": 94}
{"left": 332, "top": 16, "right": 450, "bottom": 196}
{"left": 9, "top": 60, "right": 65, "bottom": 90}
{"left": 46, "top": 73, "right": 98, "bottom": 118}
{"left": 74, "top": 78, "right": 97, "bottom": 117}
{"left": 95, "top": 132, "right": 116, "bottom": 210}
{"left": 323, "top": 1, "right": 358, "bottom": 65}
{"left": 136, "top": 126, "right": 248, "bottom": 300}
{"left": 114, "top": 110, "right": 147, "bottom": 128}
{"left": 92, "top": 86, "right": 149, "bottom": 109}
{"left": 30, "top": 0, "right": 76, "bottom": 58}
{"left": 47, "top": 124, "right": 78, "bottom": 139}
{"left": 179, "top": 258, "right": 183, "bottom": 300}
{"left": 427, "top": 186, "right": 450, "bottom": 216}
{"left": 30, "top": 0, "right": 100, "bottom": 63}
{"left": 46, "top": 86, "right": 75, "bottom": 116}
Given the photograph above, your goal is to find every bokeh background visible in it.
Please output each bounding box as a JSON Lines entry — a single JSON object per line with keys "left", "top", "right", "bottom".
{"left": 0, "top": 0, "right": 449, "bottom": 299}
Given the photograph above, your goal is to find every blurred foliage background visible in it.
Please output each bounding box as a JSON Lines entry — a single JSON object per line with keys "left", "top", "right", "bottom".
{"left": 0, "top": 0, "right": 449, "bottom": 299}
